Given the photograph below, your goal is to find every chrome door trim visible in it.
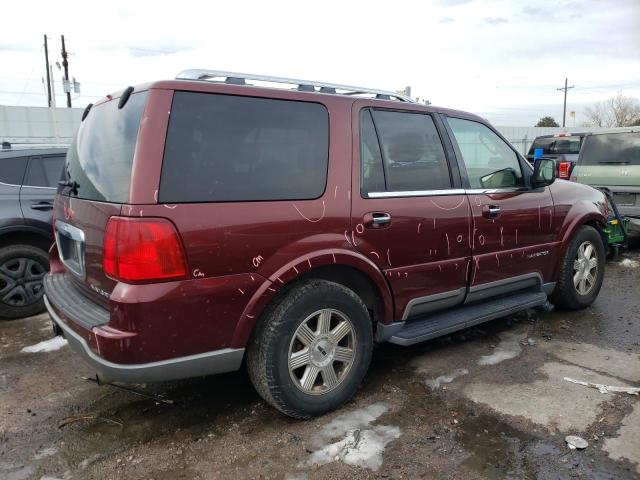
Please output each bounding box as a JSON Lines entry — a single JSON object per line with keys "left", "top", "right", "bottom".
{"left": 368, "top": 189, "right": 466, "bottom": 198}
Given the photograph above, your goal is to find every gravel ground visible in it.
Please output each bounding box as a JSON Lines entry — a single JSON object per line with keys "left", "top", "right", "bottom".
{"left": 1, "top": 251, "right": 639, "bottom": 480}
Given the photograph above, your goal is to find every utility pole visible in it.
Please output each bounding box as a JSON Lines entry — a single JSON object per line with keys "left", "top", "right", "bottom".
{"left": 61, "top": 35, "right": 72, "bottom": 108}
{"left": 556, "top": 77, "right": 574, "bottom": 128}
{"left": 43, "top": 34, "right": 52, "bottom": 107}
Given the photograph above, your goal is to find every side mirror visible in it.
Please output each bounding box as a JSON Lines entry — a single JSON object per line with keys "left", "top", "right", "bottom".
{"left": 532, "top": 158, "right": 556, "bottom": 188}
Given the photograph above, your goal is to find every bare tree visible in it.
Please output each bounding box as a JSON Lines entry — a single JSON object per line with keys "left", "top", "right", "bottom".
{"left": 584, "top": 92, "right": 640, "bottom": 127}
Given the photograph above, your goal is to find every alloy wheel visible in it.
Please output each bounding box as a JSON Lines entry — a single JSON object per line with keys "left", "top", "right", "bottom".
{"left": 0, "top": 257, "right": 46, "bottom": 307}
{"left": 288, "top": 308, "right": 356, "bottom": 395}
{"left": 573, "top": 241, "right": 598, "bottom": 296}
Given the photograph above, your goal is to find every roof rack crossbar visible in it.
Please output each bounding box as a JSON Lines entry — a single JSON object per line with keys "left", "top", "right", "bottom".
{"left": 175, "top": 69, "right": 414, "bottom": 103}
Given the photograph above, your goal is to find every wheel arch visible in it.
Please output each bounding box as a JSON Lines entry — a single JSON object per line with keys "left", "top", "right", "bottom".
{"left": 230, "top": 249, "right": 394, "bottom": 348}
{"left": 0, "top": 226, "right": 52, "bottom": 253}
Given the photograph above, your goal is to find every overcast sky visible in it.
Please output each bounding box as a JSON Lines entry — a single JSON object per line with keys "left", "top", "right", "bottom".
{"left": 1, "top": 0, "right": 639, "bottom": 126}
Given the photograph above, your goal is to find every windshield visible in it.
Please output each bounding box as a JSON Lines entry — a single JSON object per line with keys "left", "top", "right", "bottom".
{"left": 529, "top": 136, "right": 582, "bottom": 156}
{"left": 63, "top": 91, "right": 148, "bottom": 202}
{"left": 580, "top": 132, "right": 640, "bottom": 165}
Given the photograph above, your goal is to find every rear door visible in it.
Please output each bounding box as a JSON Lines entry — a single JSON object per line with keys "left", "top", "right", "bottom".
{"left": 444, "top": 116, "right": 556, "bottom": 299}
{"left": 20, "top": 154, "right": 65, "bottom": 231}
{"left": 351, "top": 103, "right": 472, "bottom": 321}
{"left": 54, "top": 90, "right": 149, "bottom": 306}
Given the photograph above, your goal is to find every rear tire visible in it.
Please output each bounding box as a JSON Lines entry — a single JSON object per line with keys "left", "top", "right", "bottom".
{"left": 247, "top": 280, "right": 373, "bottom": 419}
{"left": 551, "top": 225, "right": 605, "bottom": 310}
{"left": 0, "top": 244, "right": 49, "bottom": 319}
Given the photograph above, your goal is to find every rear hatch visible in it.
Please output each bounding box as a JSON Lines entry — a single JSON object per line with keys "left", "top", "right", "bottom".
{"left": 573, "top": 131, "right": 640, "bottom": 217}
{"left": 54, "top": 90, "right": 149, "bottom": 306}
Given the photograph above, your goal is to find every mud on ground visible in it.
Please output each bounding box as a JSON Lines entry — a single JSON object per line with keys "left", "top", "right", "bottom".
{"left": 1, "top": 251, "right": 639, "bottom": 480}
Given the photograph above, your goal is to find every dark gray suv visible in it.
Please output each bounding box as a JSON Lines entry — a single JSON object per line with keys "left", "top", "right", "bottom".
{"left": 0, "top": 145, "right": 66, "bottom": 318}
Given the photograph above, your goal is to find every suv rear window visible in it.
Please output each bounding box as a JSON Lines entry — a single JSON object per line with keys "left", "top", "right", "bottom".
{"left": 580, "top": 132, "right": 640, "bottom": 165}
{"left": 159, "top": 92, "right": 329, "bottom": 203}
{"left": 528, "top": 136, "right": 582, "bottom": 156}
{"left": 64, "top": 91, "right": 148, "bottom": 202}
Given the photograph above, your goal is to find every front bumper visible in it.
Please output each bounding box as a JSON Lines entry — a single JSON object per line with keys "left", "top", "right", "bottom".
{"left": 45, "top": 295, "right": 244, "bottom": 383}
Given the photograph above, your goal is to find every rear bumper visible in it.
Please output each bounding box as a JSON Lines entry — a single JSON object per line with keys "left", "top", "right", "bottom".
{"left": 45, "top": 295, "right": 244, "bottom": 383}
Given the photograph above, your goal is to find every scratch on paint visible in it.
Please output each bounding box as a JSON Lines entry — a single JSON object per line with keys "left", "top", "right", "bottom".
{"left": 154, "top": 190, "right": 158, "bottom": 202}
{"left": 515, "top": 229, "right": 518, "bottom": 245}
{"left": 438, "top": 265, "right": 442, "bottom": 272}
{"left": 433, "top": 218, "right": 436, "bottom": 230}
{"left": 538, "top": 205, "right": 541, "bottom": 229}
{"left": 293, "top": 200, "right": 326, "bottom": 223}
{"left": 163, "top": 204, "right": 178, "bottom": 209}
{"left": 471, "top": 257, "right": 480, "bottom": 284}
{"left": 356, "top": 223, "right": 364, "bottom": 234}
{"left": 334, "top": 186, "right": 338, "bottom": 199}
{"left": 139, "top": 210, "right": 143, "bottom": 217}
{"left": 370, "top": 251, "right": 380, "bottom": 259}
{"left": 351, "top": 231, "right": 357, "bottom": 247}
{"left": 549, "top": 208, "right": 553, "bottom": 228}
{"left": 479, "top": 235, "right": 485, "bottom": 246}
{"left": 405, "top": 272, "right": 408, "bottom": 277}
{"left": 457, "top": 234, "right": 463, "bottom": 243}
{"left": 246, "top": 314, "right": 254, "bottom": 319}
{"left": 495, "top": 254, "right": 500, "bottom": 267}
{"left": 238, "top": 288, "right": 245, "bottom": 295}
{"left": 250, "top": 275, "right": 255, "bottom": 281}
{"left": 455, "top": 263, "right": 459, "bottom": 270}
{"left": 347, "top": 190, "right": 351, "bottom": 200}
{"left": 417, "top": 223, "right": 422, "bottom": 234}
{"left": 500, "top": 226, "right": 504, "bottom": 247}
{"left": 307, "top": 258, "right": 312, "bottom": 268}
{"left": 332, "top": 253, "right": 336, "bottom": 263}
{"left": 252, "top": 255, "right": 264, "bottom": 268}
{"left": 276, "top": 278, "right": 284, "bottom": 285}
{"left": 431, "top": 198, "right": 465, "bottom": 211}
{"left": 293, "top": 266, "right": 299, "bottom": 274}
{"left": 267, "top": 287, "right": 276, "bottom": 292}
{"left": 445, "top": 233, "right": 451, "bottom": 255}
{"left": 344, "top": 230, "right": 353, "bottom": 247}
{"left": 386, "top": 249, "right": 392, "bottom": 266}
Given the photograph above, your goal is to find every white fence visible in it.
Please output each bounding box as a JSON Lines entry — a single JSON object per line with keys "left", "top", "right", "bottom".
{"left": 0, "top": 105, "right": 607, "bottom": 154}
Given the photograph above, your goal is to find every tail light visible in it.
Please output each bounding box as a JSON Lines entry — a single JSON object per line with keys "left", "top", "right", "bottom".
{"left": 558, "top": 161, "right": 571, "bottom": 179}
{"left": 103, "top": 217, "right": 187, "bottom": 283}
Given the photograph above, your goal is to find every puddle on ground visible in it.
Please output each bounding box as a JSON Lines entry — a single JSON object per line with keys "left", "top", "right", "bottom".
{"left": 478, "top": 331, "right": 525, "bottom": 366}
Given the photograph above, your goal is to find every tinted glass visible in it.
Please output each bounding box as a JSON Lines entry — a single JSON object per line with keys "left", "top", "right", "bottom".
{"left": 581, "top": 132, "right": 640, "bottom": 165}
{"left": 448, "top": 117, "right": 523, "bottom": 189}
{"left": 160, "top": 92, "right": 329, "bottom": 202}
{"left": 529, "top": 137, "right": 582, "bottom": 155}
{"left": 0, "top": 156, "right": 27, "bottom": 185}
{"left": 25, "top": 155, "right": 65, "bottom": 188}
{"left": 372, "top": 110, "right": 451, "bottom": 191}
{"left": 64, "top": 91, "right": 148, "bottom": 202}
{"left": 360, "top": 110, "right": 385, "bottom": 195}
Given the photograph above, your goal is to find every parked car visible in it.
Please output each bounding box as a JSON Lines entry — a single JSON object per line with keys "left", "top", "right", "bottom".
{"left": 526, "top": 132, "right": 586, "bottom": 179}
{"left": 0, "top": 145, "right": 66, "bottom": 318}
{"left": 44, "top": 71, "right": 608, "bottom": 419}
{"left": 571, "top": 127, "right": 640, "bottom": 236}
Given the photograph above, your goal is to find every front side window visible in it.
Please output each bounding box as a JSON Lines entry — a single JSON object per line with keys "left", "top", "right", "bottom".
{"left": 159, "top": 92, "right": 329, "bottom": 203}
{"left": 447, "top": 117, "right": 523, "bottom": 189}
{"left": 26, "top": 155, "right": 65, "bottom": 188}
{"left": 360, "top": 109, "right": 451, "bottom": 193}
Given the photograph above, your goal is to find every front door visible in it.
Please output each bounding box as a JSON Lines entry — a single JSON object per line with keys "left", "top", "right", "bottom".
{"left": 444, "top": 116, "right": 556, "bottom": 299}
{"left": 351, "top": 103, "right": 472, "bottom": 320}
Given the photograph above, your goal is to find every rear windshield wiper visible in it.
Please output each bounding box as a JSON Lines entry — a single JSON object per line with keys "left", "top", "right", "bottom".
{"left": 58, "top": 178, "right": 80, "bottom": 195}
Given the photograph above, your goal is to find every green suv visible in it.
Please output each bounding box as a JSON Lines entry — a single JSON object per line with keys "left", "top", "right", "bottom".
{"left": 571, "top": 128, "right": 640, "bottom": 236}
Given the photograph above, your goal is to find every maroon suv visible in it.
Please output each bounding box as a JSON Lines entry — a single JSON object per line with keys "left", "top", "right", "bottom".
{"left": 44, "top": 70, "right": 608, "bottom": 418}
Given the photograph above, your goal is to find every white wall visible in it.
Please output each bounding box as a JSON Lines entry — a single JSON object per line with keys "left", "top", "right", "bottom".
{"left": 0, "top": 105, "right": 83, "bottom": 145}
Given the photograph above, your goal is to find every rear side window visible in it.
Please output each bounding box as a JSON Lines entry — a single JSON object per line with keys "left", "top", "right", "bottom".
{"left": 0, "top": 156, "right": 27, "bottom": 185}
{"left": 580, "top": 132, "right": 640, "bottom": 165}
{"left": 159, "top": 92, "right": 329, "bottom": 203}
{"left": 65, "top": 91, "right": 148, "bottom": 202}
{"left": 25, "top": 155, "right": 65, "bottom": 188}
{"left": 360, "top": 109, "right": 451, "bottom": 194}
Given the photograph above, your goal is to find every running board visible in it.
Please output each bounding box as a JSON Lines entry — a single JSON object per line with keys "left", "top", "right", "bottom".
{"left": 388, "top": 291, "right": 548, "bottom": 346}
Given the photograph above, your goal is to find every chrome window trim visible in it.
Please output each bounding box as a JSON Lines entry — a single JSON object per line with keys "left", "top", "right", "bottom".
{"left": 367, "top": 187, "right": 528, "bottom": 198}
{"left": 368, "top": 189, "right": 466, "bottom": 198}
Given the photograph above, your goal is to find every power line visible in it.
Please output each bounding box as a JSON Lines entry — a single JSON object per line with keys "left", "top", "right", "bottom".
{"left": 557, "top": 77, "right": 575, "bottom": 127}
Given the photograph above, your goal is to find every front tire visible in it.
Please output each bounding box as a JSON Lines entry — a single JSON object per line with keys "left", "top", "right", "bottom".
{"left": 247, "top": 280, "right": 373, "bottom": 419}
{"left": 0, "top": 244, "right": 49, "bottom": 319}
{"left": 551, "top": 225, "right": 605, "bottom": 310}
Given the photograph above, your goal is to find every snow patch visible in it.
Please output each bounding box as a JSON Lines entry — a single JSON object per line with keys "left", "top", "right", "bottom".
{"left": 478, "top": 332, "right": 524, "bottom": 366}
{"left": 620, "top": 258, "right": 639, "bottom": 268}
{"left": 21, "top": 336, "right": 67, "bottom": 353}
{"left": 303, "top": 403, "right": 401, "bottom": 471}
{"left": 426, "top": 368, "right": 469, "bottom": 389}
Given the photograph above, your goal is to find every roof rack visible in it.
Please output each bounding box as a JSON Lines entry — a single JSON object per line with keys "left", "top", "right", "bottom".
{"left": 175, "top": 69, "right": 414, "bottom": 103}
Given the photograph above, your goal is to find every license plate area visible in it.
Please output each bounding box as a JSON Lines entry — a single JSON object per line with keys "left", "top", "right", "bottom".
{"left": 55, "top": 220, "right": 86, "bottom": 279}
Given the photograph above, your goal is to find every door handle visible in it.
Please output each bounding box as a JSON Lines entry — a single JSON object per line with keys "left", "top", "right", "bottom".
{"left": 364, "top": 212, "right": 392, "bottom": 228}
{"left": 482, "top": 205, "right": 501, "bottom": 218}
{"left": 31, "top": 202, "right": 54, "bottom": 211}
